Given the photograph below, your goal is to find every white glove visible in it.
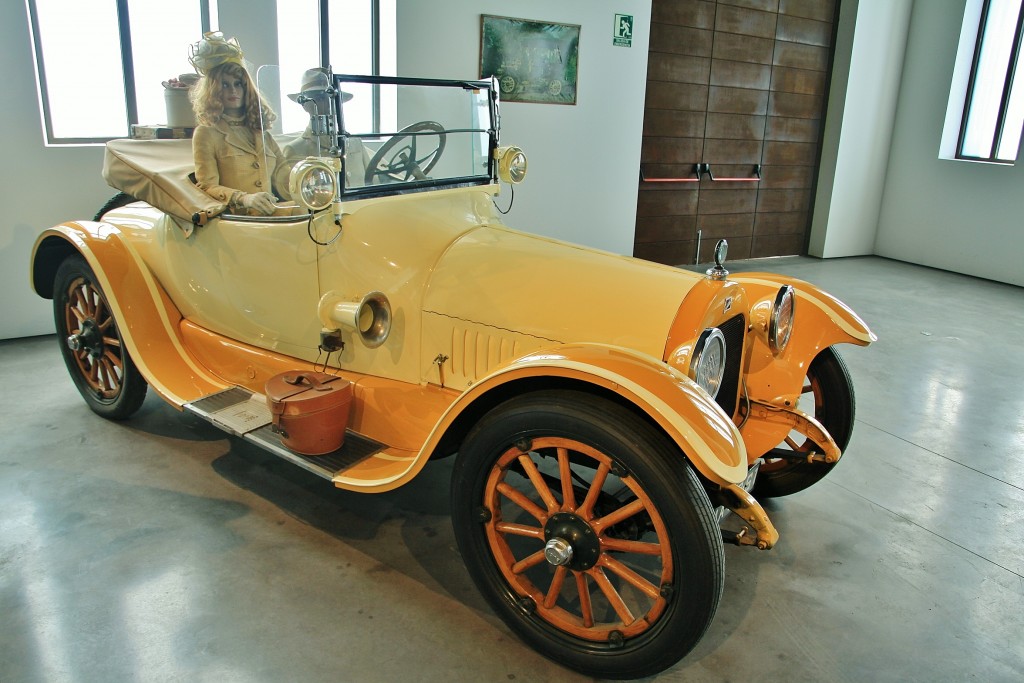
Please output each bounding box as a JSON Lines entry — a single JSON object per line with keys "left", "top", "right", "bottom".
{"left": 239, "top": 191, "right": 277, "bottom": 215}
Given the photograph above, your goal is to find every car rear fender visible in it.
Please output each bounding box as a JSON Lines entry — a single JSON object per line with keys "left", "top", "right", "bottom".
{"left": 31, "top": 222, "right": 227, "bottom": 406}
{"left": 426, "top": 343, "right": 748, "bottom": 487}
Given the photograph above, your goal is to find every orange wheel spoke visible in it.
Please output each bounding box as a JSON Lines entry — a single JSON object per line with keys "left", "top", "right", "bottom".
{"left": 784, "top": 436, "right": 801, "bottom": 450}
{"left": 592, "top": 498, "right": 645, "bottom": 534}
{"left": 601, "top": 537, "right": 662, "bottom": 556}
{"left": 69, "top": 306, "right": 86, "bottom": 326}
{"left": 495, "top": 522, "right": 544, "bottom": 539}
{"left": 599, "top": 555, "right": 660, "bottom": 600}
{"left": 557, "top": 447, "right": 576, "bottom": 511}
{"left": 102, "top": 335, "right": 122, "bottom": 349}
{"left": 82, "top": 288, "right": 97, "bottom": 318}
{"left": 101, "top": 359, "right": 121, "bottom": 392}
{"left": 92, "top": 297, "right": 105, "bottom": 324}
{"left": 575, "top": 572, "right": 594, "bottom": 628}
{"left": 511, "top": 549, "right": 547, "bottom": 575}
{"left": 518, "top": 454, "right": 560, "bottom": 514}
{"left": 543, "top": 565, "right": 568, "bottom": 609}
{"left": 590, "top": 567, "right": 635, "bottom": 625}
{"left": 496, "top": 482, "right": 548, "bottom": 524}
{"left": 103, "top": 349, "right": 122, "bottom": 368}
{"left": 801, "top": 382, "right": 813, "bottom": 394}
{"left": 577, "top": 462, "right": 610, "bottom": 520}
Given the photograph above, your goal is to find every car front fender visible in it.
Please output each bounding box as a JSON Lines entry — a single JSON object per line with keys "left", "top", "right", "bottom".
{"left": 425, "top": 343, "right": 748, "bottom": 487}
{"left": 731, "top": 272, "right": 875, "bottom": 458}
{"left": 31, "top": 221, "right": 226, "bottom": 406}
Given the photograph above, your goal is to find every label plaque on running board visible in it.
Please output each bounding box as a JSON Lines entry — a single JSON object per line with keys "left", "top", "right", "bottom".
{"left": 209, "top": 394, "right": 272, "bottom": 435}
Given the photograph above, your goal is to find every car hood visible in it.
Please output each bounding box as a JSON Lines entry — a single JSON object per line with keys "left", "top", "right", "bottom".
{"left": 422, "top": 224, "right": 702, "bottom": 360}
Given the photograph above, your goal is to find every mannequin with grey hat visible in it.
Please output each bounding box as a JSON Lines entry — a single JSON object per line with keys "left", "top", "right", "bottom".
{"left": 280, "top": 68, "right": 373, "bottom": 188}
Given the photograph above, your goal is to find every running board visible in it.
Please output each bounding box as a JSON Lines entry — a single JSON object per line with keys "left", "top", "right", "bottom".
{"left": 184, "top": 387, "right": 386, "bottom": 481}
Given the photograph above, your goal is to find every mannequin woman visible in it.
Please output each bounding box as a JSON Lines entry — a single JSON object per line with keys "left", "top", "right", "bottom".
{"left": 189, "top": 33, "right": 284, "bottom": 215}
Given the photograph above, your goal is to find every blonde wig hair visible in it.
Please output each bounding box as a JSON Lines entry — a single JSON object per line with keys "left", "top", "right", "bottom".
{"left": 191, "top": 61, "right": 276, "bottom": 130}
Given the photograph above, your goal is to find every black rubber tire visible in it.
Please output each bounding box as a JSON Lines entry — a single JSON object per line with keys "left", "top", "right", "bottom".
{"left": 753, "top": 346, "right": 855, "bottom": 498}
{"left": 53, "top": 255, "right": 147, "bottom": 420}
{"left": 93, "top": 192, "right": 137, "bottom": 221}
{"left": 451, "top": 391, "right": 724, "bottom": 679}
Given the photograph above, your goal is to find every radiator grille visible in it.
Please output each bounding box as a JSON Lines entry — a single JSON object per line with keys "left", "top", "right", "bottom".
{"left": 716, "top": 314, "right": 745, "bottom": 417}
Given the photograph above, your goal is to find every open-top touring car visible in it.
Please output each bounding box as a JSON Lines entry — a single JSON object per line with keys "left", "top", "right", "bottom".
{"left": 30, "top": 69, "right": 874, "bottom": 679}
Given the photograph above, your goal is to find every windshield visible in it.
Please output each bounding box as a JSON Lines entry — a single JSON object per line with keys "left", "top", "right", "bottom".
{"left": 254, "top": 67, "right": 497, "bottom": 203}
{"left": 336, "top": 75, "right": 496, "bottom": 197}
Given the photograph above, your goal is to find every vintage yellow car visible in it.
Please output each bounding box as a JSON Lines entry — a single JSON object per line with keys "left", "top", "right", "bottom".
{"left": 29, "top": 72, "right": 873, "bottom": 679}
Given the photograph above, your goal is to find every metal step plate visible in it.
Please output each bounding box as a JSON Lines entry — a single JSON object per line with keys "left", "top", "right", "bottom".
{"left": 184, "top": 386, "right": 386, "bottom": 481}
{"left": 186, "top": 387, "right": 272, "bottom": 436}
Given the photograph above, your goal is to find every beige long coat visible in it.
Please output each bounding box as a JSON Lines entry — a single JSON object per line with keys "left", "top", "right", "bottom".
{"left": 192, "top": 120, "right": 285, "bottom": 206}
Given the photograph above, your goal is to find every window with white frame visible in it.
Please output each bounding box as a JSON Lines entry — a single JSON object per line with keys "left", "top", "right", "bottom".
{"left": 28, "top": 0, "right": 394, "bottom": 146}
{"left": 27, "top": 0, "right": 214, "bottom": 145}
{"left": 957, "top": 0, "right": 1024, "bottom": 163}
{"left": 275, "top": 0, "right": 396, "bottom": 135}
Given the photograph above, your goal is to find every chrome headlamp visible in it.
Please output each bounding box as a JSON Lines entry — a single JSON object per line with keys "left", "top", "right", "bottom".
{"left": 289, "top": 158, "right": 337, "bottom": 211}
{"left": 769, "top": 285, "right": 796, "bottom": 355}
{"left": 689, "top": 328, "right": 727, "bottom": 398}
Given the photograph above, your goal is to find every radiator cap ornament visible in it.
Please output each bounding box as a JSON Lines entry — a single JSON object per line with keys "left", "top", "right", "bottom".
{"left": 706, "top": 239, "right": 729, "bottom": 280}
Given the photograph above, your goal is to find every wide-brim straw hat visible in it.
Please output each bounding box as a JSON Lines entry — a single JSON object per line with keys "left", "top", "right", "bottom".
{"left": 189, "top": 32, "right": 246, "bottom": 76}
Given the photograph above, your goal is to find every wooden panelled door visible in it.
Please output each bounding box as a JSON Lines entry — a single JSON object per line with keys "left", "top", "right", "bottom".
{"left": 635, "top": 0, "right": 837, "bottom": 265}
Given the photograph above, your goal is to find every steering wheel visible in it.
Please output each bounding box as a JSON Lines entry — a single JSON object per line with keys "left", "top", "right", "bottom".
{"left": 365, "top": 121, "right": 447, "bottom": 185}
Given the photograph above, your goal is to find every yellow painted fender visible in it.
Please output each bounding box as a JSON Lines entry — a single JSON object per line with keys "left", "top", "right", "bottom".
{"left": 30, "top": 221, "right": 227, "bottom": 406}
{"left": 731, "top": 273, "right": 876, "bottom": 458}
{"left": 419, "top": 342, "right": 748, "bottom": 487}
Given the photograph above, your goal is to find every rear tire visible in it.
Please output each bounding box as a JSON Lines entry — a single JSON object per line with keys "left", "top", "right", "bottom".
{"left": 93, "top": 192, "right": 137, "bottom": 221}
{"left": 53, "top": 255, "right": 147, "bottom": 419}
{"left": 451, "top": 391, "right": 724, "bottom": 679}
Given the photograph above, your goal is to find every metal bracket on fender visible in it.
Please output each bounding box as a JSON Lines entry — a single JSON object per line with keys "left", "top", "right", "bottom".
{"left": 716, "top": 483, "right": 779, "bottom": 550}
{"left": 747, "top": 400, "right": 841, "bottom": 464}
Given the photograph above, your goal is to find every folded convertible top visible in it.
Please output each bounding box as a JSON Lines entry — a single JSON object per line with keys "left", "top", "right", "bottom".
{"left": 102, "top": 138, "right": 226, "bottom": 226}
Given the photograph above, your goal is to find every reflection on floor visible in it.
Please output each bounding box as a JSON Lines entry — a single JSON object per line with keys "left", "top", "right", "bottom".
{"left": 1, "top": 255, "right": 1022, "bottom": 682}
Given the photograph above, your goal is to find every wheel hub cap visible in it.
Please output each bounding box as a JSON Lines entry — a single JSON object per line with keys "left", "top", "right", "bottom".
{"left": 543, "top": 512, "right": 600, "bottom": 571}
{"left": 70, "top": 319, "right": 104, "bottom": 359}
{"left": 543, "top": 538, "right": 573, "bottom": 566}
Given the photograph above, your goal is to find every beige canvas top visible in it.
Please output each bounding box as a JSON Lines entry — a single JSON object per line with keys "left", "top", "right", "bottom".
{"left": 102, "top": 138, "right": 226, "bottom": 226}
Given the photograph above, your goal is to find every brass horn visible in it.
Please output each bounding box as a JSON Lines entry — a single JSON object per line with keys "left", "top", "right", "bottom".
{"left": 327, "top": 291, "right": 392, "bottom": 348}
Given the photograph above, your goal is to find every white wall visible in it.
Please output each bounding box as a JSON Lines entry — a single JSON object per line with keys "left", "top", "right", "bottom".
{"left": 1, "top": 1, "right": 113, "bottom": 340}
{"left": 396, "top": 0, "right": 652, "bottom": 254}
{"left": 809, "top": 0, "right": 912, "bottom": 258}
{"left": 873, "top": 0, "right": 1024, "bottom": 287}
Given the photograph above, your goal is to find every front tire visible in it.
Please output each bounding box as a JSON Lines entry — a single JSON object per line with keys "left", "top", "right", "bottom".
{"left": 53, "top": 255, "right": 147, "bottom": 419}
{"left": 451, "top": 391, "right": 724, "bottom": 679}
{"left": 753, "top": 346, "right": 855, "bottom": 498}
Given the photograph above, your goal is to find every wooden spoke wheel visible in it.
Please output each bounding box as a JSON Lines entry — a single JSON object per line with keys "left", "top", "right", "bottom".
{"left": 53, "top": 255, "right": 147, "bottom": 419}
{"left": 452, "top": 391, "right": 723, "bottom": 679}
{"left": 754, "top": 346, "right": 855, "bottom": 498}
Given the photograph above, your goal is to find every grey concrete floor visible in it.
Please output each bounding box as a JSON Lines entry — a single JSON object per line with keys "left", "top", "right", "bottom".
{"left": 2, "top": 255, "right": 1022, "bottom": 682}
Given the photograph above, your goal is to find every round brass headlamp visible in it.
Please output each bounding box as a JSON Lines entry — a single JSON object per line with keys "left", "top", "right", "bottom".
{"left": 289, "top": 158, "right": 337, "bottom": 211}
{"left": 495, "top": 146, "right": 528, "bottom": 184}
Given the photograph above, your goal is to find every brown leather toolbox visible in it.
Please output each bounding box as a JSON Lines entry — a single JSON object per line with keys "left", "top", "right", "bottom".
{"left": 265, "top": 371, "right": 353, "bottom": 455}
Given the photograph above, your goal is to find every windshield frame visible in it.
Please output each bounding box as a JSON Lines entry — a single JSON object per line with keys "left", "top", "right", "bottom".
{"left": 332, "top": 73, "right": 499, "bottom": 200}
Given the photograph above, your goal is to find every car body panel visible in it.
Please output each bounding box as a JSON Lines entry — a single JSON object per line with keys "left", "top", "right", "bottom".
{"left": 420, "top": 223, "right": 699, "bottom": 390}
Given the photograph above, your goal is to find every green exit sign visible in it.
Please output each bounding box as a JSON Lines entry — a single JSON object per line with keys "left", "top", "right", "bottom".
{"left": 613, "top": 14, "right": 633, "bottom": 47}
